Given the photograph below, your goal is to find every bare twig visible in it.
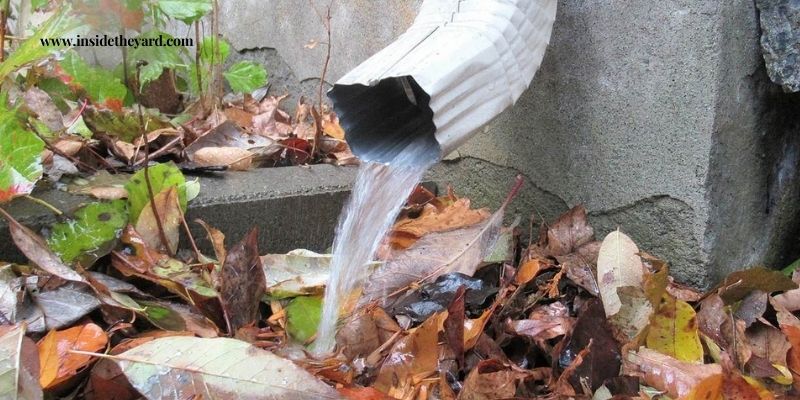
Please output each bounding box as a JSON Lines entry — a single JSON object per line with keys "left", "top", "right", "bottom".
{"left": 0, "top": 0, "right": 9, "bottom": 62}
{"left": 194, "top": 21, "right": 205, "bottom": 113}
{"left": 23, "top": 195, "right": 62, "bottom": 215}
{"left": 134, "top": 61, "right": 172, "bottom": 255}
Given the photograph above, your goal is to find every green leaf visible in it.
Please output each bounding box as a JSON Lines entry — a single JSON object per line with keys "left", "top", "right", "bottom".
{"left": 157, "top": 0, "right": 212, "bottom": 23}
{"left": 111, "top": 337, "right": 339, "bottom": 398}
{"left": 47, "top": 200, "right": 129, "bottom": 266}
{"left": 285, "top": 296, "right": 322, "bottom": 343}
{"left": 129, "top": 31, "right": 188, "bottom": 89}
{"left": 0, "top": 108, "right": 45, "bottom": 203}
{"left": 223, "top": 61, "right": 268, "bottom": 94}
{"left": 0, "top": 5, "right": 82, "bottom": 80}
{"left": 31, "top": 0, "right": 48, "bottom": 10}
{"left": 199, "top": 36, "right": 230, "bottom": 65}
{"left": 60, "top": 51, "right": 128, "bottom": 106}
{"left": 125, "top": 162, "right": 189, "bottom": 222}
{"left": 782, "top": 258, "right": 800, "bottom": 277}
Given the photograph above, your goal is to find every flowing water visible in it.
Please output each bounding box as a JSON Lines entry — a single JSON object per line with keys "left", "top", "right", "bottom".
{"left": 314, "top": 138, "right": 439, "bottom": 354}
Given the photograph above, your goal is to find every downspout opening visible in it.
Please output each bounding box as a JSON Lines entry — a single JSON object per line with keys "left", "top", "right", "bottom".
{"left": 328, "top": 76, "right": 440, "bottom": 164}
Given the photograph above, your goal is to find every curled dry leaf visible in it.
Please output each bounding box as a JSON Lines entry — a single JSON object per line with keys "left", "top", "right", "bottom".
{"left": 459, "top": 359, "right": 525, "bottom": 400}
{"left": 624, "top": 347, "right": 722, "bottom": 399}
{"left": 37, "top": 322, "right": 108, "bottom": 389}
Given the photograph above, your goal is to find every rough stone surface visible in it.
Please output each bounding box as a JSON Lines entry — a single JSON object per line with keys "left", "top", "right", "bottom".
{"left": 756, "top": 0, "right": 800, "bottom": 92}
{"left": 0, "top": 165, "right": 358, "bottom": 263}
{"left": 218, "top": 0, "right": 800, "bottom": 287}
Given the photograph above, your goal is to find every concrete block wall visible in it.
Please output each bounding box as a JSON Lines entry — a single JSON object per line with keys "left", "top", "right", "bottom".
{"left": 215, "top": 0, "right": 800, "bottom": 287}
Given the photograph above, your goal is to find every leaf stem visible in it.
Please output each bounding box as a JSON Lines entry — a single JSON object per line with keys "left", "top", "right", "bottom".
{"left": 23, "top": 195, "right": 63, "bottom": 215}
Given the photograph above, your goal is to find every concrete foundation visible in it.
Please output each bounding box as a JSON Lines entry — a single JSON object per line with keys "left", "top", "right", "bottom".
{"left": 213, "top": 0, "right": 800, "bottom": 287}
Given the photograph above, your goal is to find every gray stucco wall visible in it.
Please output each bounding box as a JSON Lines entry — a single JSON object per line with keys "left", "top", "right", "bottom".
{"left": 213, "top": 0, "right": 800, "bottom": 287}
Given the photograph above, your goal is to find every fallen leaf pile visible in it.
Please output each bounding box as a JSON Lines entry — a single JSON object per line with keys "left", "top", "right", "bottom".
{"left": 2, "top": 169, "right": 800, "bottom": 399}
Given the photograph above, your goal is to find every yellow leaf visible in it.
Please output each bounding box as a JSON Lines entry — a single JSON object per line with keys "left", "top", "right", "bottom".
{"left": 646, "top": 295, "right": 704, "bottom": 363}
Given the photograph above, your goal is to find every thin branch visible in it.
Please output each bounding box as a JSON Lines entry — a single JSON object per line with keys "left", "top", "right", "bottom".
{"left": 134, "top": 61, "right": 172, "bottom": 255}
{"left": 23, "top": 195, "right": 62, "bottom": 215}
{"left": 0, "top": 0, "right": 9, "bottom": 63}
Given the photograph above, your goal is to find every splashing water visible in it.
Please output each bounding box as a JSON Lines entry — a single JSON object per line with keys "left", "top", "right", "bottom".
{"left": 314, "top": 138, "right": 439, "bottom": 354}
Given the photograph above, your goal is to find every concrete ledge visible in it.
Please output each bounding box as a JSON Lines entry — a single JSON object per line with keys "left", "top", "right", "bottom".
{"left": 0, "top": 165, "right": 359, "bottom": 263}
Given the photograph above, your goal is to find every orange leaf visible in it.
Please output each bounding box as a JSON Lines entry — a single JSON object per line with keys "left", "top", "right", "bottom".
{"left": 515, "top": 259, "right": 542, "bottom": 285}
{"left": 388, "top": 198, "right": 490, "bottom": 250}
{"left": 37, "top": 322, "right": 108, "bottom": 389}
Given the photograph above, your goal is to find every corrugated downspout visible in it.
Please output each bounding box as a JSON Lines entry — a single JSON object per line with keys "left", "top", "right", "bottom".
{"left": 328, "top": 0, "right": 557, "bottom": 163}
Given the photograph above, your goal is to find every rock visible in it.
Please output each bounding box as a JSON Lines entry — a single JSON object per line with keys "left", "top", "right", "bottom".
{"left": 756, "top": 0, "right": 800, "bottom": 92}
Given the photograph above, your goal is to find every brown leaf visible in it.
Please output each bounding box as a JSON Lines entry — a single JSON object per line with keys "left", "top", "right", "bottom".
{"left": 534, "top": 205, "right": 594, "bottom": 257}
{"left": 387, "top": 198, "right": 490, "bottom": 250}
{"left": 507, "top": 302, "right": 573, "bottom": 341}
{"left": 220, "top": 228, "right": 266, "bottom": 334}
{"left": 623, "top": 347, "right": 722, "bottom": 398}
{"left": 223, "top": 107, "right": 255, "bottom": 128}
{"left": 458, "top": 360, "right": 523, "bottom": 400}
{"left": 558, "top": 298, "right": 621, "bottom": 392}
{"left": 88, "top": 186, "right": 128, "bottom": 200}
{"left": 362, "top": 201, "right": 507, "bottom": 307}
{"left": 134, "top": 186, "right": 181, "bottom": 255}
{"left": 192, "top": 146, "right": 253, "bottom": 170}
{"left": 721, "top": 372, "right": 763, "bottom": 400}
{"left": 338, "top": 386, "right": 395, "bottom": 400}
{"left": 746, "top": 323, "right": 791, "bottom": 368}
{"left": 735, "top": 290, "right": 769, "bottom": 328}
{"left": 445, "top": 286, "right": 466, "bottom": 369}
{"left": 23, "top": 87, "right": 64, "bottom": 132}
{"left": 374, "top": 312, "right": 445, "bottom": 398}
{"left": 0, "top": 208, "right": 84, "bottom": 282}
{"left": 697, "top": 293, "right": 727, "bottom": 344}
{"left": 38, "top": 322, "right": 108, "bottom": 389}
{"left": 336, "top": 313, "right": 382, "bottom": 360}
{"left": 195, "top": 219, "right": 226, "bottom": 262}
{"left": 771, "top": 270, "right": 800, "bottom": 312}
{"left": 717, "top": 267, "right": 797, "bottom": 305}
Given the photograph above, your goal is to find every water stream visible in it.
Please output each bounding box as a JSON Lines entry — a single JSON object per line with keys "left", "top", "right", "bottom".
{"left": 314, "top": 138, "right": 439, "bottom": 354}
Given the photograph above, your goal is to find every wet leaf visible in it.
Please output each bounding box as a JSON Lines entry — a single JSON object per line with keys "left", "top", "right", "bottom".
{"left": 609, "top": 286, "right": 653, "bottom": 341}
{"left": 374, "top": 312, "right": 445, "bottom": 398}
{"left": 125, "top": 162, "right": 189, "bottom": 223}
{"left": 139, "top": 300, "right": 218, "bottom": 338}
{"left": 0, "top": 208, "right": 85, "bottom": 282}
{"left": 0, "top": 107, "right": 45, "bottom": 202}
{"left": 387, "top": 198, "right": 490, "bottom": 250}
{"left": 220, "top": 228, "right": 265, "bottom": 333}
{"left": 597, "top": 230, "right": 644, "bottom": 317}
{"left": 624, "top": 347, "right": 722, "bottom": 398}
{"left": 718, "top": 267, "right": 797, "bottom": 305}
{"left": 196, "top": 219, "right": 226, "bottom": 262}
{"left": 112, "top": 336, "right": 338, "bottom": 399}
{"left": 362, "top": 202, "right": 508, "bottom": 307}
{"left": 47, "top": 200, "right": 128, "bottom": 266}
{"left": 0, "top": 265, "right": 22, "bottom": 323}
{"left": 286, "top": 296, "right": 322, "bottom": 343}
{"left": 192, "top": 147, "right": 254, "bottom": 170}
{"left": 262, "top": 249, "right": 379, "bottom": 299}
{"left": 134, "top": 186, "right": 182, "bottom": 254}
{"left": 558, "top": 298, "right": 621, "bottom": 392}
{"left": 390, "top": 273, "right": 497, "bottom": 325}
{"left": 645, "top": 295, "right": 703, "bottom": 363}
{"left": 0, "top": 324, "right": 43, "bottom": 400}
{"left": 29, "top": 281, "right": 101, "bottom": 330}
{"left": 459, "top": 360, "right": 523, "bottom": 400}
{"left": 38, "top": 322, "right": 108, "bottom": 389}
